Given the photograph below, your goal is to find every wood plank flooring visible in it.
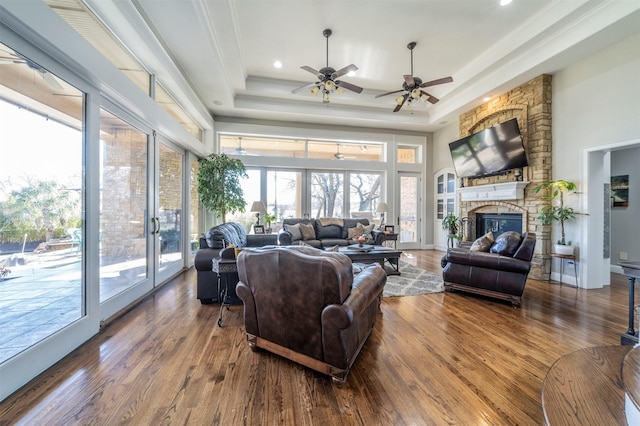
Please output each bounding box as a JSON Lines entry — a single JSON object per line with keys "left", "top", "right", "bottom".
{"left": 0, "top": 250, "right": 633, "bottom": 425}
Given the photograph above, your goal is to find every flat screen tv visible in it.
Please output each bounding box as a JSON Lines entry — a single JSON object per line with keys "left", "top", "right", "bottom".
{"left": 448, "top": 118, "right": 528, "bottom": 179}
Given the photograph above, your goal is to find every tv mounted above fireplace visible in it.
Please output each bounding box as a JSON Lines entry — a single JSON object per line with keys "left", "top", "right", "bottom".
{"left": 448, "top": 118, "right": 528, "bottom": 179}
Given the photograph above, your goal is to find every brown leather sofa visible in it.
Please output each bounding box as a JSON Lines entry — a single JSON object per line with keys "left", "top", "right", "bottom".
{"left": 441, "top": 232, "right": 536, "bottom": 306}
{"left": 236, "top": 245, "right": 387, "bottom": 383}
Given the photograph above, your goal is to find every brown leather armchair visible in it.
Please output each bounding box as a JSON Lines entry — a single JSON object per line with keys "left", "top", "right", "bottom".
{"left": 441, "top": 232, "right": 536, "bottom": 306}
{"left": 235, "top": 245, "right": 387, "bottom": 383}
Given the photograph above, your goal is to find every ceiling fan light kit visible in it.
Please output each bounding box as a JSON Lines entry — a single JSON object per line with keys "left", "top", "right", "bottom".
{"left": 292, "top": 29, "right": 364, "bottom": 104}
{"left": 375, "top": 41, "right": 453, "bottom": 112}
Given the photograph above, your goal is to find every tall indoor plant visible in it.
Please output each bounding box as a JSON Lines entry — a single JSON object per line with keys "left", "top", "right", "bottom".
{"left": 197, "top": 153, "right": 248, "bottom": 222}
{"left": 442, "top": 212, "right": 462, "bottom": 246}
{"left": 534, "top": 179, "right": 577, "bottom": 254}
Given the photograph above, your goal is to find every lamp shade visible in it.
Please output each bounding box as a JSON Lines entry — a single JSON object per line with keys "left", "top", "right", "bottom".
{"left": 376, "top": 202, "right": 388, "bottom": 213}
{"left": 250, "top": 201, "right": 267, "bottom": 213}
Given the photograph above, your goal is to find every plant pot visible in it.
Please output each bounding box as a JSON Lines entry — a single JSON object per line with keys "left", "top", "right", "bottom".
{"left": 554, "top": 244, "right": 574, "bottom": 255}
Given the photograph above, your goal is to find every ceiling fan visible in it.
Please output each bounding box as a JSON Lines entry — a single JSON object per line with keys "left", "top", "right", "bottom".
{"left": 334, "top": 144, "right": 357, "bottom": 160}
{"left": 376, "top": 42, "right": 453, "bottom": 112}
{"left": 0, "top": 48, "right": 65, "bottom": 91}
{"left": 292, "top": 29, "right": 363, "bottom": 103}
{"left": 233, "top": 137, "right": 258, "bottom": 156}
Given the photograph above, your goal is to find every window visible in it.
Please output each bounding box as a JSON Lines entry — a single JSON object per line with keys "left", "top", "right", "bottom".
{"left": 0, "top": 43, "right": 84, "bottom": 363}
{"left": 220, "top": 135, "right": 384, "bottom": 161}
{"left": 155, "top": 82, "right": 202, "bottom": 141}
{"left": 398, "top": 145, "right": 421, "bottom": 164}
{"left": 45, "top": 0, "right": 150, "bottom": 95}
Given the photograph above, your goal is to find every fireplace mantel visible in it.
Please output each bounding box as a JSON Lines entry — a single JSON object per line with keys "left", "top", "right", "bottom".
{"left": 458, "top": 181, "right": 529, "bottom": 201}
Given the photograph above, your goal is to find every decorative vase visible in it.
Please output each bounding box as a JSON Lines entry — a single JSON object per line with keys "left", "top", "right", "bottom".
{"left": 554, "top": 244, "right": 574, "bottom": 255}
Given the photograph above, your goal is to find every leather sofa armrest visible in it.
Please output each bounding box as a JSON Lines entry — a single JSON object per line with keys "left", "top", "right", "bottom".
{"left": 194, "top": 247, "right": 221, "bottom": 271}
{"left": 371, "top": 230, "right": 385, "bottom": 246}
{"left": 278, "top": 229, "right": 293, "bottom": 246}
{"left": 322, "top": 266, "right": 386, "bottom": 329}
{"left": 246, "top": 234, "right": 278, "bottom": 247}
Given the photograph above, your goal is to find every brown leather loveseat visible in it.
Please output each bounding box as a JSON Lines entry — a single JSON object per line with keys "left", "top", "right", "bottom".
{"left": 236, "top": 245, "right": 387, "bottom": 383}
{"left": 441, "top": 232, "right": 537, "bottom": 306}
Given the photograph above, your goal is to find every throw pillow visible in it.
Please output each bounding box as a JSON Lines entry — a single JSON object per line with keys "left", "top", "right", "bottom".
{"left": 357, "top": 222, "right": 375, "bottom": 235}
{"left": 284, "top": 223, "right": 303, "bottom": 241}
{"left": 299, "top": 222, "right": 316, "bottom": 240}
{"left": 490, "top": 231, "right": 522, "bottom": 256}
{"left": 470, "top": 232, "right": 494, "bottom": 252}
{"left": 347, "top": 226, "right": 364, "bottom": 239}
{"left": 326, "top": 245, "right": 339, "bottom": 252}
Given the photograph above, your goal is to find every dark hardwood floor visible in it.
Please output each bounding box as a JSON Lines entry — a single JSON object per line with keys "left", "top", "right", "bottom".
{"left": 0, "top": 250, "right": 633, "bottom": 425}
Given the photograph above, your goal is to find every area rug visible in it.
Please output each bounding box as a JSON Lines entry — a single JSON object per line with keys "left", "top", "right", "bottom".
{"left": 383, "top": 261, "right": 445, "bottom": 297}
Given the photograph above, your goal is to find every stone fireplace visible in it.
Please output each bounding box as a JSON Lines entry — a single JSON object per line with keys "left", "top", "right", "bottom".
{"left": 457, "top": 75, "right": 552, "bottom": 280}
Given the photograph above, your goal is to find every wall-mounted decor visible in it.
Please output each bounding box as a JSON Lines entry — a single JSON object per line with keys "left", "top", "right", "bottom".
{"left": 611, "top": 175, "right": 629, "bottom": 207}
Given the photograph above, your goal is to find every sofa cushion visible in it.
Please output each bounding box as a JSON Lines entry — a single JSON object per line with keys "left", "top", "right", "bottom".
{"left": 284, "top": 223, "right": 303, "bottom": 241}
{"left": 470, "top": 232, "right": 494, "bottom": 252}
{"left": 490, "top": 231, "right": 522, "bottom": 256}
{"left": 317, "top": 224, "right": 342, "bottom": 239}
{"left": 299, "top": 222, "right": 316, "bottom": 240}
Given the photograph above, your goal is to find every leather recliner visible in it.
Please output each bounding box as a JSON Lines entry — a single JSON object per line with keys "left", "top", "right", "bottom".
{"left": 236, "top": 245, "right": 387, "bottom": 383}
{"left": 441, "top": 232, "right": 537, "bottom": 306}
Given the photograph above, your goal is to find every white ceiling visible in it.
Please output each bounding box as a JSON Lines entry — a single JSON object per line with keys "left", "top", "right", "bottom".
{"left": 94, "top": 0, "right": 640, "bottom": 132}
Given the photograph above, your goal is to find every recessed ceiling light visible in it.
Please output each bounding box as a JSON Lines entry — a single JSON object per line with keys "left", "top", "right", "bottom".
{"left": 500, "top": 0, "right": 512, "bottom": 5}
{"left": 273, "top": 60, "right": 283, "bottom": 68}
{"left": 483, "top": 96, "right": 491, "bottom": 102}
{"left": 347, "top": 70, "right": 356, "bottom": 77}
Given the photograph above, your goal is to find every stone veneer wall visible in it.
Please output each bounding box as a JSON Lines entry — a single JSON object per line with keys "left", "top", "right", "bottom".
{"left": 458, "top": 74, "right": 552, "bottom": 280}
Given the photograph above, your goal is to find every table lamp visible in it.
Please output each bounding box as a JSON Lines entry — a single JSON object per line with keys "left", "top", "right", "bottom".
{"left": 376, "top": 202, "right": 388, "bottom": 229}
{"left": 250, "top": 201, "right": 267, "bottom": 226}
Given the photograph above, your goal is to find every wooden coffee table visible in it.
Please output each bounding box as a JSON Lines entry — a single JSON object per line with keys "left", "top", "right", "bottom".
{"left": 338, "top": 245, "right": 402, "bottom": 275}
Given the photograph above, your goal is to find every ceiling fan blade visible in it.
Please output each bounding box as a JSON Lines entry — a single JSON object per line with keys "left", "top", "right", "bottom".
{"left": 42, "top": 71, "right": 64, "bottom": 91}
{"left": 336, "top": 80, "right": 363, "bottom": 94}
{"left": 420, "top": 76, "right": 453, "bottom": 88}
{"left": 331, "top": 64, "right": 358, "bottom": 79}
{"left": 375, "top": 89, "right": 404, "bottom": 99}
{"left": 301, "top": 66, "right": 321, "bottom": 78}
{"left": 403, "top": 75, "right": 415, "bottom": 87}
{"left": 420, "top": 90, "right": 439, "bottom": 104}
{"left": 292, "top": 81, "right": 320, "bottom": 94}
{"left": 393, "top": 94, "right": 408, "bottom": 112}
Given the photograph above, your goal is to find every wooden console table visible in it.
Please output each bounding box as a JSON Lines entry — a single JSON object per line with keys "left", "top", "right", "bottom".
{"left": 620, "top": 260, "right": 640, "bottom": 345}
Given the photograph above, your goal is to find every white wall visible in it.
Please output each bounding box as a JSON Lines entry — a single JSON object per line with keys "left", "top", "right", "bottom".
{"left": 433, "top": 122, "right": 458, "bottom": 172}
{"left": 553, "top": 32, "right": 640, "bottom": 287}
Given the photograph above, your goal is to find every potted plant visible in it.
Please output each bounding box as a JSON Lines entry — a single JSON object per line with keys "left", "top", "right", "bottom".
{"left": 442, "top": 212, "right": 462, "bottom": 246}
{"left": 263, "top": 212, "right": 276, "bottom": 233}
{"left": 534, "top": 179, "right": 577, "bottom": 255}
{"left": 197, "top": 153, "right": 248, "bottom": 222}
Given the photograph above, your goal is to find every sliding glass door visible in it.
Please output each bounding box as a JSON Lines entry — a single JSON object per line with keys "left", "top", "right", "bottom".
{"left": 155, "top": 139, "right": 185, "bottom": 283}
{"left": 0, "top": 43, "right": 85, "bottom": 363}
{"left": 99, "top": 109, "right": 150, "bottom": 306}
